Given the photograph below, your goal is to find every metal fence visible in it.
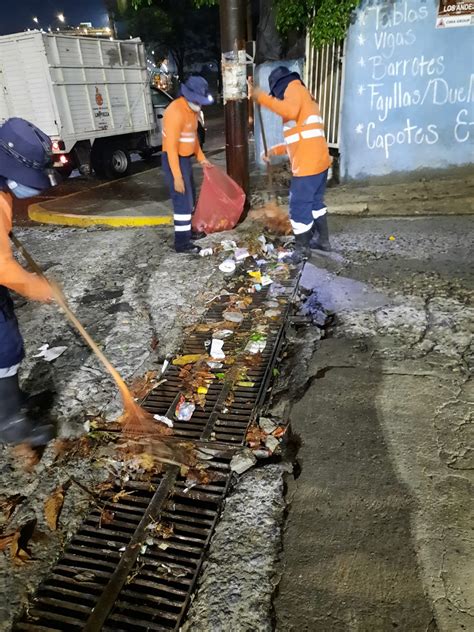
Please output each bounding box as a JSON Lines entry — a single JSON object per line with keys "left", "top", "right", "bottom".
{"left": 304, "top": 39, "right": 345, "bottom": 149}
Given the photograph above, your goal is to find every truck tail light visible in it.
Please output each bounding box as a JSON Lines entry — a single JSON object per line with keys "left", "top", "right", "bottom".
{"left": 59, "top": 155, "right": 68, "bottom": 164}
{"left": 52, "top": 140, "right": 66, "bottom": 152}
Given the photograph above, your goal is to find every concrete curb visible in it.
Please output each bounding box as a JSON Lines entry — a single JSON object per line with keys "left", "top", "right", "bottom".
{"left": 28, "top": 203, "right": 173, "bottom": 227}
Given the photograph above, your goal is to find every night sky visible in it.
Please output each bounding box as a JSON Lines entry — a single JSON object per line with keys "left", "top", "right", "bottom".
{"left": 0, "top": 0, "right": 109, "bottom": 36}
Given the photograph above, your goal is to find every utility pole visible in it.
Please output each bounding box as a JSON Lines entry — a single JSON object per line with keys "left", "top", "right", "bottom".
{"left": 220, "top": 0, "right": 249, "bottom": 196}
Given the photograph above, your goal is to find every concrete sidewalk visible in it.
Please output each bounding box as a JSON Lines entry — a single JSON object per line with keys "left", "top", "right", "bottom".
{"left": 326, "top": 169, "right": 474, "bottom": 216}
{"left": 29, "top": 148, "right": 226, "bottom": 227}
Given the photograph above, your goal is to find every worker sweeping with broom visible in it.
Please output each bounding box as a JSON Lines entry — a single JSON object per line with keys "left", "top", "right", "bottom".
{"left": 162, "top": 76, "right": 214, "bottom": 254}
{"left": 251, "top": 66, "right": 332, "bottom": 262}
{"left": 0, "top": 118, "right": 57, "bottom": 446}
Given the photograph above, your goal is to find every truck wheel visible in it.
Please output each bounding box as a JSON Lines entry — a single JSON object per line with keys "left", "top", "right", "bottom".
{"left": 106, "top": 146, "right": 131, "bottom": 179}
{"left": 91, "top": 142, "right": 131, "bottom": 179}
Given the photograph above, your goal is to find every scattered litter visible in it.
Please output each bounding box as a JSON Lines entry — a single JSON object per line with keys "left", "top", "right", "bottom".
{"left": 207, "top": 361, "right": 223, "bottom": 369}
{"left": 261, "top": 275, "right": 273, "bottom": 287}
{"left": 264, "top": 309, "right": 280, "bottom": 318}
{"left": 219, "top": 259, "right": 236, "bottom": 274}
{"left": 158, "top": 542, "right": 169, "bottom": 550}
{"left": 140, "top": 544, "right": 147, "bottom": 555}
{"left": 234, "top": 247, "right": 250, "bottom": 261}
{"left": 74, "top": 571, "right": 96, "bottom": 582}
{"left": 245, "top": 333, "right": 267, "bottom": 354}
{"left": 277, "top": 250, "right": 291, "bottom": 260}
{"left": 136, "top": 262, "right": 148, "bottom": 268}
{"left": 175, "top": 396, "right": 195, "bottom": 421}
{"left": 230, "top": 449, "right": 257, "bottom": 474}
{"left": 210, "top": 338, "right": 225, "bottom": 360}
{"left": 213, "top": 329, "right": 233, "bottom": 339}
{"left": 160, "top": 359, "right": 170, "bottom": 375}
{"left": 34, "top": 344, "right": 67, "bottom": 362}
{"left": 199, "top": 247, "right": 214, "bottom": 257}
{"left": 83, "top": 420, "right": 91, "bottom": 433}
{"left": 259, "top": 417, "right": 278, "bottom": 434}
{"left": 223, "top": 310, "right": 244, "bottom": 323}
{"left": 153, "top": 415, "right": 174, "bottom": 428}
{"left": 221, "top": 239, "right": 237, "bottom": 251}
{"left": 248, "top": 270, "right": 262, "bottom": 282}
{"left": 265, "top": 435, "right": 280, "bottom": 452}
{"left": 389, "top": 235, "right": 396, "bottom": 241}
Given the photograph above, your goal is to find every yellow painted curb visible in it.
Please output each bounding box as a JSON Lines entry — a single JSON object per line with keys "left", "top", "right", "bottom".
{"left": 28, "top": 203, "right": 173, "bottom": 228}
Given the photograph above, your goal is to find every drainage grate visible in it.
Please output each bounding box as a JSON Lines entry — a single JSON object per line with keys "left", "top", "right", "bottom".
{"left": 15, "top": 268, "right": 301, "bottom": 631}
{"left": 141, "top": 275, "right": 298, "bottom": 445}
{"left": 16, "top": 453, "right": 232, "bottom": 631}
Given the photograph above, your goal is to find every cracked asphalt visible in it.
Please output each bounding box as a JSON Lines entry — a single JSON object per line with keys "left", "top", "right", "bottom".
{"left": 187, "top": 215, "right": 473, "bottom": 632}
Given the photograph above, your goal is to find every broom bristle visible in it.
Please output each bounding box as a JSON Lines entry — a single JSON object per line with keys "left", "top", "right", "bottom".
{"left": 249, "top": 202, "right": 292, "bottom": 235}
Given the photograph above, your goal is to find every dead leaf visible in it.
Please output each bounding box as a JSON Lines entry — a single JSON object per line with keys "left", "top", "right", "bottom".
{"left": 0, "top": 494, "right": 25, "bottom": 523}
{"left": 11, "top": 444, "right": 39, "bottom": 471}
{"left": 44, "top": 486, "right": 65, "bottom": 531}
{"left": 0, "top": 533, "right": 15, "bottom": 551}
{"left": 111, "top": 490, "right": 135, "bottom": 504}
{"left": 173, "top": 354, "right": 207, "bottom": 367}
{"left": 99, "top": 509, "right": 115, "bottom": 527}
{"left": 130, "top": 371, "right": 159, "bottom": 400}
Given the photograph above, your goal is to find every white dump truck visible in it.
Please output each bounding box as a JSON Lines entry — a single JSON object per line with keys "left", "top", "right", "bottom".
{"left": 0, "top": 31, "right": 203, "bottom": 178}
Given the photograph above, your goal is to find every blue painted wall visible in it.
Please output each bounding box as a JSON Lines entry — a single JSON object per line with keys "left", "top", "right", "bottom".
{"left": 254, "top": 59, "right": 303, "bottom": 167}
{"left": 340, "top": 0, "right": 474, "bottom": 179}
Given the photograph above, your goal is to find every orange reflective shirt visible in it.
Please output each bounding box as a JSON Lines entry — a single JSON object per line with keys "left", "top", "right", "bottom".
{"left": 257, "top": 80, "right": 331, "bottom": 177}
{"left": 0, "top": 191, "right": 51, "bottom": 301}
{"left": 162, "top": 97, "right": 205, "bottom": 181}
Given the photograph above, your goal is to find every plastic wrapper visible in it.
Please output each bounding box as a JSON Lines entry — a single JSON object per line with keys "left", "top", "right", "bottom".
{"left": 192, "top": 165, "right": 245, "bottom": 234}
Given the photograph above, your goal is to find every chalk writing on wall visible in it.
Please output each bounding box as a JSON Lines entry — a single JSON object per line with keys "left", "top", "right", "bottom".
{"left": 341, "top": 0, "right": 474, "bottom": 178}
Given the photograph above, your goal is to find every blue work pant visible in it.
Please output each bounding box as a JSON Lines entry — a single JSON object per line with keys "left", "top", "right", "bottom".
{"left": 289, "top": 169, "right": 328, "bottom": 235}
{"left": 162, "top": 153, "right": 196, "bottom": 251}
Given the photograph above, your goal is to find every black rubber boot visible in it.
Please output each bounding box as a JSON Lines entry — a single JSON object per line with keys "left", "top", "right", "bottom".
{"left": 175, "top": 242, "right": 201, "bottom": 254}
{"left": 0, "top": 375, "right": 54, "bottom": 447}
{"left": 310, "top": 214, "right": 331, "bottom": 251}
{"left": 285, "top": 231, "right": 311, "bottom": 264}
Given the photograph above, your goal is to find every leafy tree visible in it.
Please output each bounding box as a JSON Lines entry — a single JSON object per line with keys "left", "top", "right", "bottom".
{"left": 112, "top": 0, "right": 220, "bottom": 79}
{"left": 275, "top": 0, "right": 361, "bottom": 48}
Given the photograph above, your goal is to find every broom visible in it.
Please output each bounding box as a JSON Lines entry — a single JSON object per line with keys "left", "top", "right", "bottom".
{"left": 249, "top": 105, "right": 292, "bottom": 236}
{"left": 10, "top": 232, "right": 187, "bottom": 465}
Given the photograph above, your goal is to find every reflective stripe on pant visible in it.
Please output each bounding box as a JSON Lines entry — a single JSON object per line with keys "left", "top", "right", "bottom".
{"left": 0, "top": 364, "right": 20, "bottom": 378}
{"left": 289, "top": 169, "right": 329, "bottom": 236}
{"left": 162, "top": 153, "right": 196, "bottom": 250}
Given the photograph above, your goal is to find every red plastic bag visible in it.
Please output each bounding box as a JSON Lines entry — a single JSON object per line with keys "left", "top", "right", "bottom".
{"left": 192, "top": 165, "right": 245, "bottom": 234}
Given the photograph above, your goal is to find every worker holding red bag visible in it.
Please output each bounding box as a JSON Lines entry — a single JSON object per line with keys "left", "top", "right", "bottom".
{"left": 252, "top": 67, "right": 332, "bottom": 262}
{"left": 162, "top": 76, "right": 214, "bottom": 254}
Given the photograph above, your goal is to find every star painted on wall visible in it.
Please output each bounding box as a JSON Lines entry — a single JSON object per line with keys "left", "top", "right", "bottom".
{"left": 355, "top": 124, "right": 364, "bottom": 134}
{"left": 357, "top": 85, "right": 365, "bottom": 95}
{"left": 357, "top": 33, "right": 366, "bottom": 46}
{"left": 358, "top": 12, "right": 367, "bottom": 26}
{"left": 357, "top": 56, "right": 365, "bottom": 67}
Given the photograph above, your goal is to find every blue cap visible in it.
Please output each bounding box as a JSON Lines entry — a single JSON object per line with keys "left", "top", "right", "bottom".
{"left": 180, "top": 76, "right": 214, "bottom": 106}
{"left": 268, "top": 66, "right": 302, "bottom": 99}
{"left": 0, "top": 118, "right": 52, "bottom": 190}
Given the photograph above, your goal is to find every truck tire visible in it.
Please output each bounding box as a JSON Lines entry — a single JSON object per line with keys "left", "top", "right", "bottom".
{"left": 91, "top": 141, "right": 131, "bottom": 179}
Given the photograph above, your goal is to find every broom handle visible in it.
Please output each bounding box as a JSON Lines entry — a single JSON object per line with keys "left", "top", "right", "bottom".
{"left": 257, "top": 105, "right": 275, "bottom": 193}
{"left": 10, "top": 232, "right": 130, "bottom": 397}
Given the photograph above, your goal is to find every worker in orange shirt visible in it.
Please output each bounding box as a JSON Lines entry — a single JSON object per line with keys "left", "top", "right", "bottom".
{"left": 252, "top": 66, "right": 332, "bottom": 262}
{"left": 0, "top": 118, "right": 56, "bottom": 446}
{"left": 162, "top": 76, "right": 214, "bottom": 254}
